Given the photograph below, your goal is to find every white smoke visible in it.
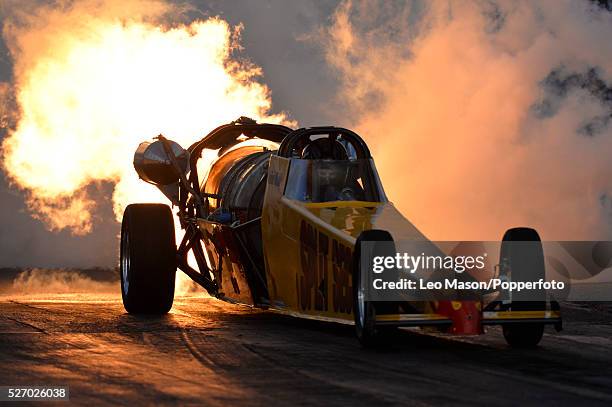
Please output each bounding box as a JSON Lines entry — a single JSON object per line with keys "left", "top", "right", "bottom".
{"left": 321, "top": 0, "right": 612, "bottom": 240}
{"left": 10, "top": 268, "right": 116, "bottom": 294}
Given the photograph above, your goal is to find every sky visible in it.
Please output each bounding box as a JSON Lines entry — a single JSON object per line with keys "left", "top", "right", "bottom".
{"left": 0, "top": 0, "right": 611, "bottom": 268}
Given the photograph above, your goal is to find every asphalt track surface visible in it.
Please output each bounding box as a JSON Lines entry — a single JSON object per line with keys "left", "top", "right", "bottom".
{"left": 1, "top": 293, "right": 612, "bottom": 406}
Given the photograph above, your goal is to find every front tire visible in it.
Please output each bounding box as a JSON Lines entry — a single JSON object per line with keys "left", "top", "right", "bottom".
{"left": 503, "top": 324, "right": 544, "bottom": 348}
{"left": 500, "top": 227, "right": 545, "bottom": 348}
{"left": 353, "top": 230, "right": 395, "bottom": 347}
{"left": 120, "top": 203, "right": 176, "bottom": 314}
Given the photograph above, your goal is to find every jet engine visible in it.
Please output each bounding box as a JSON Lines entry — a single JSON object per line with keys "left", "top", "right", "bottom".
{"left": 203, "top": 144, "right": 274, "bottom": 224}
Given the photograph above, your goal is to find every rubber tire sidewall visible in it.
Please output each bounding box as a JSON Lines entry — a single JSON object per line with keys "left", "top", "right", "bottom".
{"left": 353, "top": 230, "right": 394, "bottom": 347}
{"left": 500, "top": 227, "right": 545, "bottom": 348}
{"left": 121, "top": 203, "right": 176, "bottom": 314}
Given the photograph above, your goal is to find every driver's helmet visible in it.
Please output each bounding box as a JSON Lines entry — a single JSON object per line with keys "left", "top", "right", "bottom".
{"left": 314, "top": 160, "right": 356, "bottom": 202}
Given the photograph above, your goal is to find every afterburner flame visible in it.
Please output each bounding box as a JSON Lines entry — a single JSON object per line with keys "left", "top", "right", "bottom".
{"left": 1, "top": 1, "right": 289, "bottom": 235}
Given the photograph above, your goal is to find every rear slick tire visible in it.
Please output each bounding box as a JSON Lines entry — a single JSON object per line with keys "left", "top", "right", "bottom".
{"left": 120, "top": 203, "right": 176, "bottom": 314}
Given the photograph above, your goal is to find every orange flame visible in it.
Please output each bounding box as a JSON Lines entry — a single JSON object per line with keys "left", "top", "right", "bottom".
{"left": 1, "top": 0, "right": 291, "bottom": 235}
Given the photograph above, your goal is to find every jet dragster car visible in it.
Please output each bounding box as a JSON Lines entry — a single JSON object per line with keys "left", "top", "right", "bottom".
{"left": 121, "top": 117, "right": 562, "bottom": 347}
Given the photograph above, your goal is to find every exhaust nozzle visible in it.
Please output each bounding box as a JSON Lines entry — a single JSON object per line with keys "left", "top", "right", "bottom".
{"left": 133, "top": 138, "right": 189, "bottom": 186}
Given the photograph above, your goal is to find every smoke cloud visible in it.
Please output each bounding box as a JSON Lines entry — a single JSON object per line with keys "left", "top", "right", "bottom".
{"left": 321, "top": 0, "right": 612, "bottom": 240}
{"left": 10, "top": 268, "right": 116, "bottom": 294}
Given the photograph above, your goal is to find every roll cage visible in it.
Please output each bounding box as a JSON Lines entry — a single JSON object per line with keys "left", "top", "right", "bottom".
{"left": 277, "top": 126, "right": 373, "bottom": 159}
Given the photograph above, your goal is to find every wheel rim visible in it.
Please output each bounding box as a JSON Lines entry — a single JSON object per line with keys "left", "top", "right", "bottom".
{"left": 121, "top": 228, "right": 130, "bottom": 295}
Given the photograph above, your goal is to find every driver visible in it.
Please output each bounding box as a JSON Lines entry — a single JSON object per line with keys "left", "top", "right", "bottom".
{"left": 300, "top": 137, "right": 366, "bottom": 202}
{"left": 315, "top": 161, "right": 365, "bottom": 202}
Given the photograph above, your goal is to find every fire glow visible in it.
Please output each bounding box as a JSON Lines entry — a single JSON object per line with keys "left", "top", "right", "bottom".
{"left": 1, "top": 1, "right": 289, "bottom": 235}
